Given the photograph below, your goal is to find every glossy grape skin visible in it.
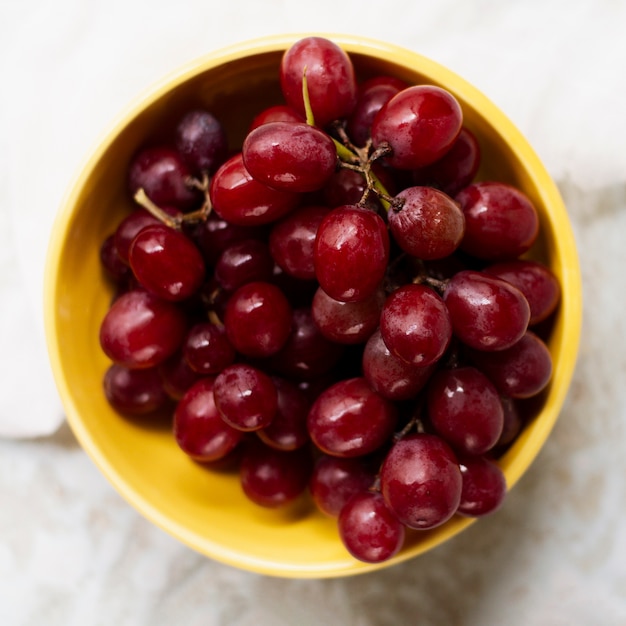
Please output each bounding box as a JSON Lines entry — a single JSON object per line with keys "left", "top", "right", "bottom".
{"left": 314, "top": 205, "right": 389, "bottom": 303}
{"left": 128, "top": 224, "right": 205, "bottom": 301}
{"left": 457, "top": 455, "right": 507, "bottom": 517}
{"left": 243, "top": 121, "right": 337, "bottom": 193}
{"left": 127, "top": 146, "right": 200, "bottom": 210}
{"left": 223, "top": 281, "right": 292, "bottom": 358}
{"left": 100, "top": 234, "right": 129, "bottom": 282}
{"left": 257, "top": 377, "right": 311, "bottom": 451}
{"left": 496, "top": 395, "right": 524, "bottom": 448}
{"left": 213, "top": 364, "right": 278, "bottom": 432}
{"left": 248, "top": 104, "right": 305, "bottom": 131}
{"left": 309, "top": 455, "right": 376, "bottom": 517}
{"left": 174, "top": 377, "right": 244, "bottom": 462}
{"left": 210, "top": 153, "right": 301, "bottom": 226}
{"left": 371, "top": 85, "right": 463, "bottom": 170}
{"left": 103, "top": 363, "right": 169, "bottom": 415}
{"left": 484, "top": 259, "right": 561, "bottom": 325}
{"left": 269, "top": 205, "right": 330, "bottom": 281}
{"left": 175, "top": 109, "right": 228, "bottom": 175}
{"left": 114, "top": 207, "right": 180, "bottom": 265}
{"left": 468, "top": 331, "right": 553, "bottom": 399}
{"left": 388, "top": 186, "right": 465, "bottom": 260}
{"left": 456, "top": 181, "right": 539, "bottom": 260}
{"left": 311, "top": 286, "right": 383, "bottom": 345}
{"left": 307, "top": 377, "right": 398, "bottom": 458}
{"left": 443, "top": 270, "right": 530, "bottom": 351}
{"left": 380, "top": 433, "right": 462, "bottom": 530}
{"left": 380, "top": 284, "right": 452, "bottom": 367}
{"left": 338, "top": 492, "right": 405, "bottom": 564}
{"left": 346, "top": 80, "right": 405, "bottom": 147}
{"left": 268, "top": 307, "right": 344, "bottom": 381}
{"left": 426, "top": 366, "right": 504, "bottom": 455}
{"left": 280, "top": 36, "right": 358, "bottom": 127}
{"left": 100, "top": 290, "right": 187, "bottom": 369}
{"left": 191, "top": 214, "right": 266, "bottom": 266}
{"left": 183, "top": 322, "right": 235, "bottom": 375}
{"left": 239, "top": 441, "right": 313, "bottom": 508}
{"left": 214, "top": 239, "right": 274, "bottom": 291}
{"left": 362, "top": 329, "right": 435, "bottom": 401}
{"left": 412, "top": 127, "right": 481, "bottom": 197}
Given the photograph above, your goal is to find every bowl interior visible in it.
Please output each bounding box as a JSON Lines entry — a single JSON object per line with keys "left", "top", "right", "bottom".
{"left": 44, "top": 35, "right": 582, "bottom": 578}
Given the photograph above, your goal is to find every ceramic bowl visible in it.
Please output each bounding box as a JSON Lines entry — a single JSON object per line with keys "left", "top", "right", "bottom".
{"left": 44, "top": 34, "right": 582, "bottom": 578}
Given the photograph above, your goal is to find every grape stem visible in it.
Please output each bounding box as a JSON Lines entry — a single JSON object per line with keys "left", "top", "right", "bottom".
{"left": 133, "top": 173, "right": 213, "bottom": 230}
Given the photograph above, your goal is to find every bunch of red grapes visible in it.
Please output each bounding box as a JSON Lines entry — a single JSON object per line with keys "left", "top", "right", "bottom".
{"left": 98, "top": 37, "right": 560, "bottom": 564}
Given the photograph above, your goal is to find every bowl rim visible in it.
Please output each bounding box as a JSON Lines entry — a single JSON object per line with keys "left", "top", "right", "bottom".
{"left": 43, "top": 33, "right": 583, "bottom": 578}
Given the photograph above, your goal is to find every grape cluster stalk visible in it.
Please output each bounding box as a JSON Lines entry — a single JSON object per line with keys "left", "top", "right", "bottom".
{"left": 97, "top": 36, "right": 560, "bottom": 564}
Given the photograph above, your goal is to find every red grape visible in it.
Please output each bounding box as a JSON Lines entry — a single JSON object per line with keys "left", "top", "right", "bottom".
{"left": 214, "top": 239, "right": 274, "bottom": 291}
{"left": 338, "top": 492, "right": 405, "bottom": 563}
{"left": 307, "top": 377, "right": 397, "bottom": 458}
{"left": 380, "top": 284, "right": 452, "bottom": 366}
{"left": 457, "top": 454, "right": 507, "bottom": 517}
{"left": 103, "top": 363, "right": 169, "bottom": 415}
{"left": 174, "top": 377, "right": 243, "bottom": 462}
{"left": 100, "top": 290, "right": 187, "bottom": 369}
{"left": 456, "top": 181, "right": 539, "bottom": 260}
{"left": 280, "top": 36, "right": 357, "bottom": 127}
{"left": 371, "top": 85, "right": 463, "bottom": 169}
{"left": 248, "top": 104, "right": 305, "bottom": 131}
{"left": 243, "top": 121, "right": 337, "bottom": 193}
{"left": 175, "top": 109, "right": 228, "bottom": 175}
{"left": 380, "top": 433, "right": 462, "bottom": 530}
{"left": 183, "top": 322, "right": 235, "bottom": 375}
{"left": 314, "top": 205, "right": 389, "bottom": 302}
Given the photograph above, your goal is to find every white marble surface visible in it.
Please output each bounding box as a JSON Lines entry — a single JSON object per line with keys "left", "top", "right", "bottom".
{"left": 1, "top": 0, "right": 625, "bottom": 623}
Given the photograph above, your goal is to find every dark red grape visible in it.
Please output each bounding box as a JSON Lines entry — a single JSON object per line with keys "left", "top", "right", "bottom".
{"left": 100, "top": 290, "right": 187, "bottom": 369}
{"left": 114, "top": 208, "right": 180, "bottom": 265}
{"left": 256, "top": 376, "right": 311, "bottom": 451}
{"left": 223, "top": 281, "right": 292, "bottom": 358}
{"left": 496, "top": 395, "right": 524, "bottom": 448}
{"left": 338, "top": 492, "right": 405, "bottom": 563}
{"left": 309, "top": 455, "right": 376, "bottom": 517}
{"left": 240, "top": 441, "right": 313, "bottom": 508}
{"left": 214, "top": 239, "right": 274, "bottom": 291}
{"left": 311, "top": 286, "right": 383, "bottom": 345}
{"left": 380, "top": 284, "right": 452, "bottom": 366}
{"left": 456, "top": 181, "right": 539, "bottom": 260}
{"left": 175, "top": 109, "right": 228, "bottom": 175}
{"left": 268, "top": 307, "right": 344, "bottom": 381}
{"left": 280, "top": 36, "right": 357, "bottom": 127}
{"left": 128, "top": 224, "right": 205, "bottom": 301}
{"left": 191, "top": 213, "right": 266, "bottom": 266}
{"left": 443, "top": 270, "right": 530, "bottom": 351}
{"left": 412, "top": 127, "right": 481, "bottom": 196}
{"left": 174, "top": 377, "right": 244, "bottom": 462}
{"left": 210, "top": 153, "right": 301, "bottom": 226}
{"left": 380, "top": 433, "right": 462, "bottom": 530}
{"left": 183, "top": 322, "right": 235, "bottom": 375}
{"left": 307, "top": 377, "right": 397, "bottom": 458}
{"left": 314, "top": 205, "right": 389, "bottom": 302}
{"left": 457, "top": 455, "right": 507, "bottom": 517}
{"left": 371, "top": 85, "right": 463, "bottom": 169}
{"left": 248, "top": 104, "right": 305, "bottom": 131}
{"left": 214, "top": 363, "right": 278, "bottom": 432}
{"left": 346, "top": 80, "right": 405, "bottom": 147}
{"left": 388, "top": 186, "right": 465, "bottom": 260}
{"left": 269, "top": 205, "right": 330, "bottom": 281}
{"left": 127, "top": 146, "right": 200, "bottom": 210}
{"left": 468, "top": 331, "right": 553, "bottom": 398}
{"left": 158, "top": 351, "right": 202, "bottom": 400}
{"left": 242, "top": 121, "right": 337, "bottom": 193}
{"left": 100, "top": 234, "right": 129, "bottom": 282}
{"left": 484, "top": 259, "right": 561, "bottom": 325}
{"left": 103, "top": 363, "right": 169, "bottom": 415}
{"left": 426, "top": 366, "right": 504, "bottom": 455}
{"left": 362, "top": 329, "right": 434, "bottom": 401}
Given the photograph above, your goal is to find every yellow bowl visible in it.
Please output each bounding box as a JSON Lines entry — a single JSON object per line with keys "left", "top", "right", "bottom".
{"left": 44, "top": 34, "right": 582, "bottom": 578}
